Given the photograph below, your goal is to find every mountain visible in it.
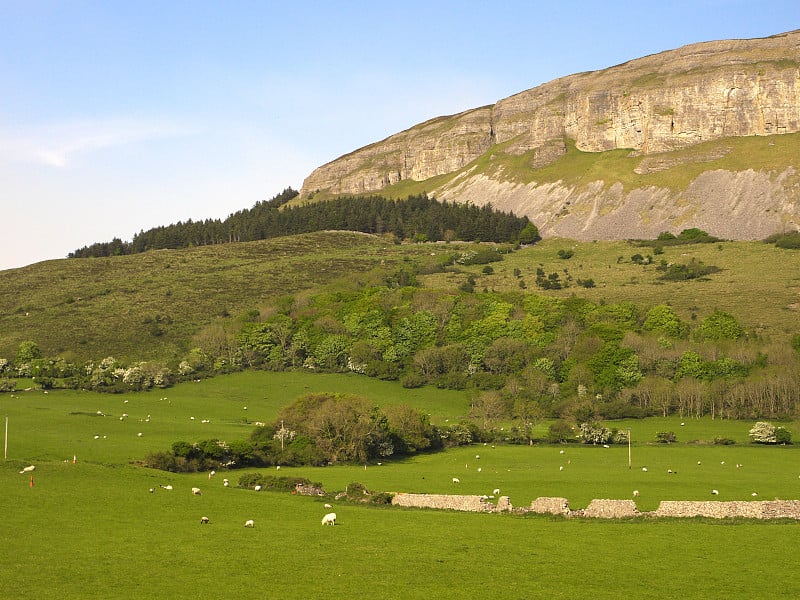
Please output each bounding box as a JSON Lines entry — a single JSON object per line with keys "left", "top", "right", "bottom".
{"left": 299, "top": 30, "right": 800, "bottom": 240}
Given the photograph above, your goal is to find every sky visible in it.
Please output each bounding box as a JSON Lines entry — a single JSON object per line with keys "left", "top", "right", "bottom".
{"left": 1, "top": 1, "right": 798, "bottom": 270}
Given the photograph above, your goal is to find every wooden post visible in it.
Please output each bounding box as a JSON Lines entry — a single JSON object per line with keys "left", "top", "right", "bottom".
{"left": 628, "top": 428, "right": 632, "bottom": 469}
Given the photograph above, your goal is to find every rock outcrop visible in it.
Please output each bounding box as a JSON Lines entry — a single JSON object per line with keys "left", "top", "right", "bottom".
{"left": 300, "top": 30, "right": 800, "bottom": 240}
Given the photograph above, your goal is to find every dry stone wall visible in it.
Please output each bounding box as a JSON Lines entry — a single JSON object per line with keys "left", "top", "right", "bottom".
{"left": 390, "top": 493, "right": 510, "bottom": 513}
{"left": 390, "top": 493, "right": 800, "bottom": 520}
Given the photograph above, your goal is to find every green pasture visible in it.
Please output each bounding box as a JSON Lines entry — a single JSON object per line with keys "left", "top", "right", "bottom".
{"left": 2, "top": 373, "right": 800, "bottom": 598}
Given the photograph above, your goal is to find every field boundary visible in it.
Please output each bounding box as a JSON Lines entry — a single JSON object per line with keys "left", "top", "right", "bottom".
{"left": 391, "top": 493, "right": 800, "bottom": 519}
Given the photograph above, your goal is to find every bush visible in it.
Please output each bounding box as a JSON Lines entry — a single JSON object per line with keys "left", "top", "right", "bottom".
{"left": 400, "top": 371, "right": 426, "bottom": 388}
{"left": 579, "top": 422, "right": 613, "bottom": 445}
{"left": 749, "top": 421, "right": 777, "bottom": 444}
{"left": 775, "top": 427, "right": 792, "bottom": 444}
{"left": 547, "top": 420, "right": 575, "bottom": 443}
{"left": 713, "top": 437, "right": 736, "bottom": 445}
{"left": 655, "top": 431, "right": 677, "bottom": 444}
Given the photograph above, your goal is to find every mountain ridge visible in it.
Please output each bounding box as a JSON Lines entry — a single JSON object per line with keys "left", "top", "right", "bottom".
{"left": 299, "top": 30, "right": 800, "bottom": 239}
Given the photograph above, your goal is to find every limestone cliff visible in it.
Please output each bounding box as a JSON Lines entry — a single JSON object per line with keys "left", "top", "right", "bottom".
{"left": 299, "top": 30, "right": 800, "bottom": 239}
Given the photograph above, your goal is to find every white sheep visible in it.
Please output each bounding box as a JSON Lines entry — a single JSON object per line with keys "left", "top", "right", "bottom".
{"left": 254, "top": 485, "right": 262, "bottom": 492}
{"left": 191, "top": 487, "right": 202, "bottom": 495}
{"left": 324, "top": 503, "right": 332, "bottom": 508}
{"left": 208, "top": 470, "right": 216, "bottom": 479}
{"left": 642, "top": 467, "right": 648, "bottom": 472}
{"left": 244, "top": 519, "right": 255, "bottom": 528}
{"left": 223, "top": 479, "right": 230, "bottom": 487}
{"left": 200, "top": 516, "right": 209, "bottom": 524}
{"left": 493, "top": 488, "right": 500, "bottom": 495}
{"left": 633, "top": 490, "right": 640, "bottom": 497}
{"left": 19, "top": 465, "right": 35, "bottom": 474}
{"left": 452, "top": 477, "right": 460, "bottom": 484}
{"left": 160, "top": 484, "right": 173, "bottom": 491}
{"left": 321, "top": 512, "right": 337, "bottom": 526}
{"left": 712, "top": 489, "right": 719, "bottom": 495}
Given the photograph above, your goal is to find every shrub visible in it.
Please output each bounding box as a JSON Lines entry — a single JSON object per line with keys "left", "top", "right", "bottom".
{"left": 400, "top": 371, "right": 426, "bottom": 389}
{"left": 749, "top": 421, "right": 777, "bottom": 444}
{"left": 713, "top": 437, "right": 736, "bottom": 445}
{"left": 579, "top": 422, "right": 613, "bottom": 445}
{"left": 655, "top": 431, "right": 677, "bottom": 444}
{"left": 547, "top": 420, "right": 575, "bottom": 443}
{"left": 775, "top": 427, "right": 792, "bottom": 445}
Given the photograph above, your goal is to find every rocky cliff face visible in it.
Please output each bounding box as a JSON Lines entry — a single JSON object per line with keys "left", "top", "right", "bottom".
{"left": 300, "top": 31, "right": 800, "bottom": 239}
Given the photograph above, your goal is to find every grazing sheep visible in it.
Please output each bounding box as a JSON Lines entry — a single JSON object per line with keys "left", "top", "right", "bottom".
{"left": 208, "top": 470, "right": 216, "bottom": 479}
{"left": 223, "top": 479, "right": 230, "bottom": 487}
{"left": 633, "top": 490, "right": 640, "bottom": 497}
{"left": 149, "top": 488, "right": 155, "bottom": 494}
{"left": 452, "top": 477, "right": 460, "bottom": 484}
{"left": 191, "top": 487, "right": 202, "bottom": 495}
{"left": 19, "top": 465, "right": 35, "bottom": 474}
{"left": 321, "top": 512, "right": 337, "bottom": 526}
{"left": 254, "top": 485, "right": 262, "bottom": 492}
{"left": 475, "top": 455, "right": 480, "bottom": 459}
{"left": 559, "top": 466, "right": 564, "bottom": 471}
{"left": 642, "top": 467, "right": 648, "bottom": 472}
{"left": 137, "top": 432, "right": 143, "bottom": 437}
{"left": 752, "top": 492, "right": 758, "bottom": 497}
{"left": 160, "top": 484, "right": 173, "bottom": 491}
{"left": 324, "top": 503, "right": 332, "bottom": 508}
{"left": 712, "top": 489, "right": 719, "bottom": 495}
{"left": 200, "top": 516, "right": 209, "bottom": 524}
{"left": 244, "top": 519, "right": 254, "bottom": 528}
{"left": 477, "top": 467, "right": 482, "bottom": 472}
{"left": 493, "top": 488, "right": 500, "bottom": 495}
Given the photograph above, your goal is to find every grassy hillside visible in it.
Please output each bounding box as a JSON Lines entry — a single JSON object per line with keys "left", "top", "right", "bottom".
{"left": 0, "top": 231, "right": 440, "bottom": 362}
{"left": 1, "top": 231, "right": 799, "bottom": 364}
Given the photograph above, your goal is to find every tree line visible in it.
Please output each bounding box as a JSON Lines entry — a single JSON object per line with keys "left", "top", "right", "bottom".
{"left": 68, "top": 190, "right": 538, "bottom": 258}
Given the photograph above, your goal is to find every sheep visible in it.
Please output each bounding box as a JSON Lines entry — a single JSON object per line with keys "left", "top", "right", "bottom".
{"left": 254, "top": 485, "right": 262, "bottom": 492}
{"left": 19, "top": 465, "right": 35, "bottom": 474}
{"left": 160, "top": 484, "right": 173, "bottom": 491}
{"left": 642, "top": 467, "right": 648, "bottom": 472}
{"left": 712, "top": 489, "right": 719, "bottom": 495}
{"left": 223, "top": 479, "right": 230, "bottom": 487}
{"left": 200, "top": 516, "right": 209, "bottom": 524}
{"left": 244, "top": 519, "right": 255, "bottom": 528}
{"left": 149, "top": 488, "right": 155, "bottom": 494}
{"left": 191, "top": 487, "right": 202, "bottom": 495}
{"left": 633, "top": 490, "right": 640, "bottom": 497}
{"left": 208, "top": 470, "right": 216, "bottom": 479}
{"left": 452, "top": 477, "right": 460, "bottom": 484}
{"left": 321, "top": 512, "right": 337, "bottom": 526}
{"left": 751, "top": 492, "right": 758, "bottom": 497}
{"left": 493, "top": 488, "right": 500, "bottom": 495}
{"left": 324, "top": 503, "right": 332, "bottom": 508}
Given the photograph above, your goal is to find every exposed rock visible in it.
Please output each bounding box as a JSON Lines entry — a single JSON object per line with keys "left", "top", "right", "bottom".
{"left": 300, "top": 30, "right": 800, "bottom": 240}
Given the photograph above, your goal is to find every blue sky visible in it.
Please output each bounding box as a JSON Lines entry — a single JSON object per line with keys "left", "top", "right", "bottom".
{"left": 2, "top": 1, "right": 798, "bottom": 270}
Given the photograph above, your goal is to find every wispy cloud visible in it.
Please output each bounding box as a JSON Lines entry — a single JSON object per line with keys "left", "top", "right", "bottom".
{"left": 0, "top": 116, "right": 194, "bottom": 168}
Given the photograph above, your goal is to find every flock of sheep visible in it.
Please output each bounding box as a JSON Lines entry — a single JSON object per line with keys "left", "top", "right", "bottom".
{"left": 148, "top": 473, "right": 338, "bottom": 529}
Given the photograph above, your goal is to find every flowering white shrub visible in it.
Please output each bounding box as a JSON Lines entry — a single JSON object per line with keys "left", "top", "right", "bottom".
{"left": 579, "top": 422, "right": 613, "bottom": 445}
{"left": 749, "top": 421, "right": 776, "bottom": 444}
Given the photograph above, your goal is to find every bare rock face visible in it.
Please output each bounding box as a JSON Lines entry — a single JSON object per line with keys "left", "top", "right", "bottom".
{"left": 300, "top": 30, "right": 800, "bottom": 239}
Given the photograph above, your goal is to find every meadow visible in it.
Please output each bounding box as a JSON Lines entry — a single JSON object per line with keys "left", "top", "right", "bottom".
{"left": 2, "top": 371, "right": 799, "bottom": 598}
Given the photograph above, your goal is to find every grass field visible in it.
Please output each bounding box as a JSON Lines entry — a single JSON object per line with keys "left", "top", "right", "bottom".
{"left": 2, "top": 372, "right": 799, "bottom": 598}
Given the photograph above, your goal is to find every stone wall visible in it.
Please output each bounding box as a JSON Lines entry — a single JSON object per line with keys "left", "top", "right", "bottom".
{"left": 389, "top": 493, "right": 800, "bottom": 520}
{"left": 654, "top": 500, "right": 800, "bottom": 519}
{"left": 390, "top": 493, "right": 508, "bottom": 513}
{"left": 528, "top": 497, "right": 571, "bottom": 516}
{"left": 583, "top": 499, "right": 641, "bottom": 519}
